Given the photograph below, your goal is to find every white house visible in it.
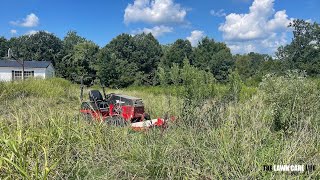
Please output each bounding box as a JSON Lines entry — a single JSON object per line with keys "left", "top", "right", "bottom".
{"left": 0, "top": 60, "right": 55, "bottom": 81}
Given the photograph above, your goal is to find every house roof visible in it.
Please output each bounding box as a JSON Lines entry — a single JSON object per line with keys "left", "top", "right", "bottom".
{"left": 0, "top": 60, "right": 52, "bottom": 68}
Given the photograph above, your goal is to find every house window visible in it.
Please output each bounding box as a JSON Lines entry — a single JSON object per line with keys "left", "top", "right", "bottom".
{"left": 13, "top": 71, "right": 22, "bottom": 80}
{"left": 24, "top": 71, "right": 34, "bottom": 79}
{"left": 12, "top": 71, "right": 34, "bottom": 80}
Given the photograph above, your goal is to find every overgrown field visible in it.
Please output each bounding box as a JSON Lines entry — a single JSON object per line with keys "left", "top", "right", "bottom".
{"left": 0, "top": 75, "right": 319, "bottom": 179}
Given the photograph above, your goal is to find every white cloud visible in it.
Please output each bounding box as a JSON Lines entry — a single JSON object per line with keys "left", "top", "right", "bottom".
{"left": 25, "top": 30, "right": 50, "bottom": 36}
{"left": 187, "top": 30, "right": 205, "bottom": 47}
{"left": 305, "top": 19, "right": 313, "bottom": 23}
{"left": 10, "top": 29, "right": 17, "bottom": 35}
{"left": 132, "top": 25, "right": 173, "bottom": 37}
{"left": 124, "top": 0, "right": 187, "bottom": 24}
{"left": 219, "top": 0, "right": 294, "bottom": 54}
{"left": 210, "top": 9, "right": 226, "bottom": 17}
{"left": 267, "top": 10, "right": 292, "bottom": 31}
{"left": 25, "top": 30, "right": 39, "bottom": 36}
{"left": 227, "top": 32, "right": 288, "bottom": 54}
{"left": 10, "top": 13, "right": 39, "bottom": 27}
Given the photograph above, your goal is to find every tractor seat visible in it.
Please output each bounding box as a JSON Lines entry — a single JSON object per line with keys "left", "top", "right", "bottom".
{"left": 89, "top": 90, "right": 109, "bottom": 111}
{"left": 89, "top": 90, "right": 104, "bottom": 102}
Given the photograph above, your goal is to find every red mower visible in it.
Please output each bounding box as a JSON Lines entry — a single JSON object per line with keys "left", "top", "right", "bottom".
{"left": 79, "top": 75, "right": 169, "bottom": 131}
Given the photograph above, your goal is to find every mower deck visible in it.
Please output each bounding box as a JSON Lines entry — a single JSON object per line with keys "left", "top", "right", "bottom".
{"left": 131, "top": 118, "right": 165, "bottom": 131}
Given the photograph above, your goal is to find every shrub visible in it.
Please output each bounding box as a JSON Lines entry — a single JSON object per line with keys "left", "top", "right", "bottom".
{"left": 226, "top": 71, "right": 243, "bottom": 102}
{"left": 179, "top": 60, "right": 215, "bottom": 102}
{"left": 260, "top": 71, "right": 320, "bottom": 134}
{"left": 156, "top": 66, "right": 168, "bottom": 86}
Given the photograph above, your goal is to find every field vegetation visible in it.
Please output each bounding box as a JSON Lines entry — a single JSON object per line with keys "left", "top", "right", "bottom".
{"left": 0, "top": 73, "right": 319, "bottom": 179}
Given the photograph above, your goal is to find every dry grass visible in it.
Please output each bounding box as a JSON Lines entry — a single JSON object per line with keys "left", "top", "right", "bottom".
{"left": 0, "top": 78, "right": 319, "bottom": 179}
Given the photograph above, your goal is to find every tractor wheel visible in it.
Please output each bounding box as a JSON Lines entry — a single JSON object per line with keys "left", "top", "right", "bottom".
{"left": 106, "top": 116, "right": 128, "bottom": 127}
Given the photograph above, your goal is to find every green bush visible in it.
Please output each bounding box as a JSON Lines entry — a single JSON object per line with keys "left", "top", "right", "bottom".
{"left": 260, "top": 71, "right": 320, "bottom": 134}
{"left": 226, "top": 71, "right": 243, "bottom": 102}
{"left": 179, "top": 60, "right": 215, "bottom": 102}
{"left": 239, "top": 85, "right": 257, "bottom": 102}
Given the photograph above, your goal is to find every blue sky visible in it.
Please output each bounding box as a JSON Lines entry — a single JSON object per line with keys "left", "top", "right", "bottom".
{"left": 0, "top": 0, "right": 319, "bottom": 54}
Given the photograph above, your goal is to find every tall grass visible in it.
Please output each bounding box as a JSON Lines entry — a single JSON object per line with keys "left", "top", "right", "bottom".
{"left": 0, "top": 78, "right": 77, "bottom": 101}
{"left": 0, "top": 77, "right": 319, "bottom": 179}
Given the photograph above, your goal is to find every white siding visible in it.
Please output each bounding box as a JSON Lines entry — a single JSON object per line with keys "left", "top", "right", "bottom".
{"left": 0, "top": 67, "right": 47, "bottom": 81}
{"left": 34, "top": 68, "right": 46, "bottom": 78}
{"left": 0, "top": 67, "right": 13, "bottom": 81}
{"left": 45, "top": 64, "right": 55, "bottom": 78}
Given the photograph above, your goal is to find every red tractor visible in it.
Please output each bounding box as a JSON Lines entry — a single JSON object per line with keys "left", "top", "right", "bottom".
{"left": 79, "top": 75, "right": 167, "bottom": 130}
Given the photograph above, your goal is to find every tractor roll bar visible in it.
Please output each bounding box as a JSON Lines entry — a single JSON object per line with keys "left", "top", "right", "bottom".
{"left": 80, "top": 75, "right": 107, "bottom": 102}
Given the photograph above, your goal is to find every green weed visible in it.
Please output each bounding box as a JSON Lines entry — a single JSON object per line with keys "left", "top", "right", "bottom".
{"left": 0, "top": 77, "right": 319, "bottom": 179}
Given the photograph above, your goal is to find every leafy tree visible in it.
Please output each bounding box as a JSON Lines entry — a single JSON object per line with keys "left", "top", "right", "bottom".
{"left": 97, "top": 47, "right": 138, "bottom": 88}
{"left": 97, "top": 34, "right": 138, "bottom": 88}
{"left": 132, "top": 33, "right": 163, "bottom": 85}
{"left": 27, "top": 31, "right": 62, "bottom": 62}
{"left": 261, "top": 59, "right": 284, "bottom": 76}
{"left": 98, "top": 33, "right": 163, "bottom": 87}
{"left": 106, "top": 33, "right": 135, "bottom": 60}
{"left": 102, "top": 33, "right": 138, "bottom": 87}
{"left": 7, "top": 36, "right": 30, "bottom": 59}
{"left": 71, "top": 42, "right": 99, "bottom": 76}
{"left": 8, "top": 31, "right": 63, "bottom": 64}
{"left": 58, "top": 31, "right": 97, "bottom": 79}
{"left": 0, "top": 37, "right": 8, "bottom": 58}
{"left": 276, "top": 19, "right": 320, "bottom": 76}
{"left": 161, "top": 44, "right": 171, "bottom": 55}
{"left": 157, "top": 66, "right": 168, "bottom": 86}
{"left": 161, "top": 39, "right": 193, "bottom": 69}
{"left": 97, "top": 48, "right": 116, "bottom": 87}
{"left": 180, "top": 59, "right": 215, "bottom": 102}
{"left": 234, "top": 52, "right": 272, "bottom": 79}
{"left": 170, "top": 63, "right": 181, "bottom": 85}
{"left": 63, "top": 31, "right": 86, "bottom": 54}
{"left": 193, "top": 37, "right": 233, "bottom": 82}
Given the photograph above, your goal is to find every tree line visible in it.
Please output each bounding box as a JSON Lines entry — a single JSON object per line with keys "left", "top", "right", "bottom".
{"left": 0, "top": 19, "right": 319, "bottom": 87}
